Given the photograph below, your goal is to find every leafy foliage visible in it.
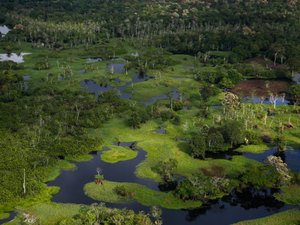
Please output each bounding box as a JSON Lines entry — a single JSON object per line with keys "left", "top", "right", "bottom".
{"left": 175, "top": 172, "right": 231, "bottom": 201}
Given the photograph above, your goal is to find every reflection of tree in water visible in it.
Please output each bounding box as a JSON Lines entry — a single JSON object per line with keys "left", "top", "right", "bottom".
{"left": 274, "top": 151, "right": 286, "bottom": 163}
{"left": 224, "top": 188, "right": 285, "bottom": 209}
{"left": 184, "top": 204, "right": 213, "bottom": 222}
{"left": 183, "top": 188, "right": 285, "bottom": 222}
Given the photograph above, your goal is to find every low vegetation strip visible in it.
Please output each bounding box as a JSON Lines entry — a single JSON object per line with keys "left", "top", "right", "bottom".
{"left": 101, "top": 146, "right": 138, "bottom": 163}
{"left": 274, "top": 184, "right": 300, "bottom": 205}
{"left": 84, "top": 181, "right": 202, "bottom": 209}
{"left": 234, "top": 209, "right": 300, "bottom": 225}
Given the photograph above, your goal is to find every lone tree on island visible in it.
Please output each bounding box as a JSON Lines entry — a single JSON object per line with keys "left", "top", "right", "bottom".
{"left": 95, "top": 167, "right": 104, "bottom": 185}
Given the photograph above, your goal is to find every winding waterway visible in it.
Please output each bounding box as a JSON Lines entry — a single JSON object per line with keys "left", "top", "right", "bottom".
{"left": 45, "top": 144, "right": 297, "bottom": 225}
{"left": 1, "top": 144, "right": 297, "bottom": 225}
{"left": 81, "top": 71, "right": 184, "bottom": 106}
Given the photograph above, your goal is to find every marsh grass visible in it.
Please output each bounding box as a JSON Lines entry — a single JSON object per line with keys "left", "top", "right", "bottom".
{"left": 84, "top": 181, "right": 202, "bottom": 209}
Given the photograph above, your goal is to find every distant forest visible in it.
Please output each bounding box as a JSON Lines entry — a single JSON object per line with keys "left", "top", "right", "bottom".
{"left": 1, "top": 0, "right": 299, "bottom": 67}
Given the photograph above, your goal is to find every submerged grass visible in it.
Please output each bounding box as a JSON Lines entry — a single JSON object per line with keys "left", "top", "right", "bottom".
{"left": 101, "top": 146, "right": 137, "bottom": 163}
{"left": 236, "top": 144, "right": 269, "bottom": 154}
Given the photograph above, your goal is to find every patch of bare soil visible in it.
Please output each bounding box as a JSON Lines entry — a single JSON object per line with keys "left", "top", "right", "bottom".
{"left": 230, "top": 79, "right": 290, "bottom": 97}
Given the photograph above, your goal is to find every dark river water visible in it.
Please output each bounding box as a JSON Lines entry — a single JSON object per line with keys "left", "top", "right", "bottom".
{"left": 1, "top": 143, "right": 298, "bottom": 225}
{"left": 244, "top": 147, "right": 300, "bottom": 172}
{"left": 80, "top": 73, "right": 154, "bottom": 101}
{"left": 81, "top": 70, "right": 184, "bottom": 106}
{"left": 46, "top": 145, "right": 298, "bottom": 225}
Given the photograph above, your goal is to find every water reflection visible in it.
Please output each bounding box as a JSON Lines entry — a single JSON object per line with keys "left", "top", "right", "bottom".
{"left": 23, "top": 75, "right": 31, "bottom": 81}
{"left": 243, "top": 96, "right": 290, "bottom": 106}
{"left": 107, "top": 63, "right": 125, "bottom": 74}
{"left": 244, "top": 147, "right": 300, "bottom": 172}
{"left": 0, "top": 25, "right": 10, "bottom": 37}
{"left": 86, "top": 58, "right": 102, "bottom": 64}
{"left": 293, "top": 73, "right": 300, "bottom": 84}
{"left": 81, "top": 73, "right": 154, "bottom": 100}
{"left": 48, "top": 143, "right": 158, "bottom": 204}
{"left": 0, "top": 53, "right": 31, "bottom": 63}
{"left": 144, "top": 88, "right": 180, "bottom": 106}
{"left": 47, "top": 146, "right": 293, "bottom": 225}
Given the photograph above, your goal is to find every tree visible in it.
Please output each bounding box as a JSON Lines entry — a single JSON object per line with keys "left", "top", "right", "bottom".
{"left": 127, "top": 108, "right": 149, "bottom": 129}
{"left": 222, "top": 92, "right": 240, "bottom": 116}
{"left": 23, "top": 168, "right": 26, "bottom": 195}
{"left": 199, "top": 85, "right": 219, "bottom": 102}
{"left": 190, "top": 134, "right": 206, "bottom": 159}
{"left": 270, "top": 43, "right": 286, "bottom": 65}
{"left": 95, "top": 167, "right": 104, "bottom": 185}
{"left": 175, "top": 172, "right": 230, "bottom": 201}
{"left": 206, "top": 128, "right": 225, "bottom": 152}
{"left": 289, "top": 84, "right": 300, "bottom": 103}
{"left": 150, "top": 206, "right": 162, "bottom": 225}
{"left": 240, "top": 164, "right": 280, "bottom": 189}
{"left": 222, "top": 120, "right": 245, "bottom": 147}
{"left": 155, "top": 158, "right": 178, "bottom": 184}
{"left": 273, "top": 135, "right": 286, "bottom": 152}
{"left": 266, "top": 156, "right": 291, "bottom": 185}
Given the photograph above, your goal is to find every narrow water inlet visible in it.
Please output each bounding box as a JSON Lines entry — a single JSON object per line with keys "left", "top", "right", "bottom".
{"left": 44, "top": 144, "right": 297, "bottom": 225}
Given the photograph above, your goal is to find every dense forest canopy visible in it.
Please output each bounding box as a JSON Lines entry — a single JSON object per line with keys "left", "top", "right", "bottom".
{"left": 1, "top": 0, "right": 300, "bottom": 63}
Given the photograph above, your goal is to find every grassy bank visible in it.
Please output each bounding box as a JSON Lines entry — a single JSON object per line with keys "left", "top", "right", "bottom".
{"left": 234, "top": 209, "right": 300, "bottom": 225}
{"left": 92, "top": 118, "right": 262, "bottom": 182}
{"left": 4, "top": 203, "right": 82, "bottom": 225}
{"left": 274, "top": 185, "right": 300, "bottom": 205}
{"left": 0, "top": 186, "right": 59, "bottom": 221}
{"left": 236, "top": 144, "right": 269, "bottom": 154}
{"left": 84, "top": 180, "right": 201, "bottom": 209}
{"left": 101, "top": 146, "right": 137, "bottom": 163}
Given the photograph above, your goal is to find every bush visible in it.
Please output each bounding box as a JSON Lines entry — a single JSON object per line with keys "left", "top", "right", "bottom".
{"left": 153, "top": 158, "right": 178, "bottom": 184}
{"left": 190, "top": 134, "right": 206, "bottom": 159}
{"left": 127, "top": 108, "right": 149, "bottom": 129}
{"left": 113, "top": 185, "right": 135, "bottom": 198}
{"left": 245, "top": 130, "right": 262, "bottom": 144}
{"left": 221, "top": 120, "right": 245, "bottom": 147}
{"left": 240, "top": 164, "right": 280, "bottom": 189}
{"left": 199, "top": 85, "right": 220, "bottom": 102}
{"left": 201, "top": 165, "right": 226, "bottom": 178}
{"left": 154, "top": 108, "right": 180, "bottom": 125}
{"left": 175, "top": 172, "right": 231, "bottom": 201}
{"left": 172, "top": 100, "right": 183, "bottom": 111}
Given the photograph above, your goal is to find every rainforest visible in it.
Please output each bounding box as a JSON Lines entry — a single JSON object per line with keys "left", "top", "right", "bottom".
{"left": 0, "top": 0, "right": 300, "bottom": 224}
